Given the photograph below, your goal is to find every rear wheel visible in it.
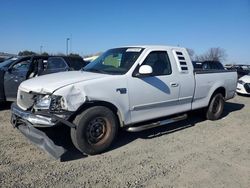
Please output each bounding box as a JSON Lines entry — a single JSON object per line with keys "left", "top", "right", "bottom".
{"left": 71, "top": 106, "right": 118, "bottom": 155}
{"left": 206, "top": 93, "right": 224, "bottom": 120}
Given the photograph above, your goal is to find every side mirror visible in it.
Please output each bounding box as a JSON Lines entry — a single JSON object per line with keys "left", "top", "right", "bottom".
{"left": 138, "top": 65, "right": 153, "bottom": 75}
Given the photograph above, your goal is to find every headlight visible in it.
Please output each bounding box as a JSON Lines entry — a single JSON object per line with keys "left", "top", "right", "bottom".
{"left": 34, "top": 95, "right": 51, "bottom": 110}
{"left": 238, "top": 80, "right": 245, "bottom": 85}
{"left": 34, "top": 95, "right": 65, "bottom": 111}
{"left": 50, "top": 95, "right": 65, "bottom": 111}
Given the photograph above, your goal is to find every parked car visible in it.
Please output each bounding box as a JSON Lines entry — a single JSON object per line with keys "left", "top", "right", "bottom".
{"left": 237, "top": 74, "right": 250, "bottom": 95}
{"left": 11, "top": 45, "right": 237, "bottom": 158}
{"left": 0, "top": 57, "right": 6, "bottom": 63}
{"left": 226, "top": 64, "right": 250, "bottom": 78}
{"left": 0, "top": 55, "right": 88, "bottom": 102}
{"left": 192, "top": 61, "right": 225, "bottom": 70}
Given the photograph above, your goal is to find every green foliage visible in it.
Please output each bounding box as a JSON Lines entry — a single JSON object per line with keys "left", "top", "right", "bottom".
{"left": 41, "top": 52, "right": 49, "bottom": 56}
{"left": 18, "top": 50, "right": 37, "bottom": 56}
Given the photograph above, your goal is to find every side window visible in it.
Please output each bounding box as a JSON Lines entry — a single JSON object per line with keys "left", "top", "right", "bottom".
{"left": 47, "top": 58, "right": 67, "bottom": 70}
{"left": 12, "top": 60, "right": 30, "bottom": 72}
{"left": 142, "top": 51, "right": 172, "bottom": 76}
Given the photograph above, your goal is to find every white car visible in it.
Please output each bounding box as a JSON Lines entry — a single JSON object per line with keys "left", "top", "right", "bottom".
{"left": 237, "top": 75, "right": 250, "bottom": 95}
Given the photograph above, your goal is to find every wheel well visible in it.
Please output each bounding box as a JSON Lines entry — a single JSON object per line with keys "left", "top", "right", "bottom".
{"left": 70, "top": 101, "right": 123, "bottom": 127}
{"left": 208, "top": 87, "right": 226, "bottom": 106}
{"left": 213, "top": 87, "right": 226, "bottom": 98}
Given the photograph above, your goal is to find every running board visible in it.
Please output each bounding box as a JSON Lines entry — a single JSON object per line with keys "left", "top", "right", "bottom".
{"left": 126, "top": 114, "right": 187, "bottom": 132}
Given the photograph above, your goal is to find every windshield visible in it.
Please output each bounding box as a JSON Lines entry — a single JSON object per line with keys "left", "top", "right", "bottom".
{"left": 0, "top": 57, "right": 18, "bottom": 68}
{"left": 83, "top": 47, "right": 144, "bottom": 75}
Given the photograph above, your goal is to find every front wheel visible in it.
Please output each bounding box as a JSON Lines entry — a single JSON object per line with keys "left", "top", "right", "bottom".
{"left": 206, "top": 93, "right": 224, "bottom": 120}
{"left": 71, "top": 106, "right": 118, "bottom": 155}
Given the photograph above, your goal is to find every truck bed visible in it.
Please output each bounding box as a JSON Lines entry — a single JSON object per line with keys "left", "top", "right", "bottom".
{"left": 192, "top": 70, "right": 237, "bottom": 110}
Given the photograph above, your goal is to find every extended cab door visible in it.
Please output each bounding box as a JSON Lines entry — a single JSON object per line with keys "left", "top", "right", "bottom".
{"left": 127, "top": 50, "right": 181, "bottom": 123}
{"left": 4, "top": 58, "right": 31, "bottom": 100}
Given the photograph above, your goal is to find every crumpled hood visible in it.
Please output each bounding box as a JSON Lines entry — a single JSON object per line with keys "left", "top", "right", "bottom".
{"left": 239, "top": 75, "right": 250, "bottom": 83}
{"left": 19, "top": 71, "right": 110, "bottom": 94}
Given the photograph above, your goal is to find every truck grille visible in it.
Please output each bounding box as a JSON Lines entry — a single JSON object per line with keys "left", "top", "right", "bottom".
{"left": 244, "top": 83, "right": 250, "bottom": 93}
{"left": 17, "top": 90, "right": 35, "bottom": 110}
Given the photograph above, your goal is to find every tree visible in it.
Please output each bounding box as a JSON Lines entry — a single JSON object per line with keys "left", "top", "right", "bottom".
{"left": 18, "top": 50, "right": 36, "bottom": 56}
{"left": 196, "top": 47, "right": 227, "bottom": 62}
{"left": 186, "top": 48, "right": 195, "bottom": 60}
{"left": 41, "top": 52, "right": 49, "bottom": 56}
{"left": 18, "top": 50, "right": 37, "bottom": 56}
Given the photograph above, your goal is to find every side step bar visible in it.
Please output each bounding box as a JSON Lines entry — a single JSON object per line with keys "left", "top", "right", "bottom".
{"left": 126, "top": 114, "right": 187, "bottom": 132}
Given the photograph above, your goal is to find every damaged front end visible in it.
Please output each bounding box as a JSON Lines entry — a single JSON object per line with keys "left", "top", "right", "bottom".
{"left": 11, "top": 82, "right": 88, "bottom": 159}
{"left": 11, "top": 103, "right": 76, "bottom": 159}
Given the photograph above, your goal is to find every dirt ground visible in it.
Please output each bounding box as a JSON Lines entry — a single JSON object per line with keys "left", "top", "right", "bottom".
{"left": 0, "top": 95, "right": 249, "bottom": 188}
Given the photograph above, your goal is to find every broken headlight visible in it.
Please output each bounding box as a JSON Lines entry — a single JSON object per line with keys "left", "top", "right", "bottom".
{"left": 50, "top": 95, "right": 65, "bottom": 112}
{"left": 34, "top": 95, "right": 51, "bottom": 110}
{"left": 34, "top": 95, "right": 65, "bottom": 111}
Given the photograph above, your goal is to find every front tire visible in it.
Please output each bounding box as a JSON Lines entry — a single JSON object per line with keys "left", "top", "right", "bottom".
{"left": 206, "top": 93, "right": 224, "bottom": 120}
{"left": 71, "top": 106, "right": 118, "bottom": 155}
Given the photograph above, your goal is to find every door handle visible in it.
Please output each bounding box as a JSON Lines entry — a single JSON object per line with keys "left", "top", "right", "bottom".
{"left": 170, "top": 82, "right": 179, "bottom": 87}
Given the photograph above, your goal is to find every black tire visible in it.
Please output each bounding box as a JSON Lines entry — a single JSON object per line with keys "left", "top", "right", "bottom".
{"left": 206, "top": 93, "right": 224, "bottom": 120}
{"left": 71, "top": 106, "right": 118, "bottom": 155}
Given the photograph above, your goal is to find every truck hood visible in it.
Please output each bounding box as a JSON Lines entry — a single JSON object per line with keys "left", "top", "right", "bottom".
{"left": 19, "top": 71, "right": 110, "bottom": 94}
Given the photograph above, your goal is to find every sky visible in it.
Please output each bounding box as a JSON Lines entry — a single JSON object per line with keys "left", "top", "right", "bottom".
{"left": 0, "top": 0, "right": 249, "bottom": 64}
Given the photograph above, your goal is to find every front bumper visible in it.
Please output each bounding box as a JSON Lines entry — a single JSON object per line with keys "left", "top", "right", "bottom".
{"left": 11, "top": 104, "right": 57, "bottom": 127}
{"left": 10, "top": 103, "right": 76, "bottom": 159}
{"left": 11, "top": 103, "right": 75, "bottom": 128}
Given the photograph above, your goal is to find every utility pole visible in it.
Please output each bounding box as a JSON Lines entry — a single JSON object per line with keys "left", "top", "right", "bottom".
{"left": 66, "top": 38, "right": 70, "bottom": 55}
{"left": 40, "top": 45, "right": 43, "bottom": 54}
{"left": 70, "top": 34, "right": 72, "bottom": 54}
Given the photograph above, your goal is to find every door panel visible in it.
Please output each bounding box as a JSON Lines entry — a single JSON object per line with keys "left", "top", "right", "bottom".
{"left": 128, "top": 75, "right": 180, "bottom": 123}
{"left": 128, "top": 51, "right": 180, "bottom": 123}
{"left": 0, "top": 69, "right": 5, "bottom": 101}
{"left": 4, "top": 60, "right": 30, "bottom": 100}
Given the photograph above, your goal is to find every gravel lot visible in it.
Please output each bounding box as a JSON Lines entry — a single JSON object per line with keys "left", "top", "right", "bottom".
{"left": 0, "top": 95, "right": 249, "bottom": 188}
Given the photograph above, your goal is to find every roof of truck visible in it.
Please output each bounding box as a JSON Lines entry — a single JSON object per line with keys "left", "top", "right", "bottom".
{"left": 120, "top": 45, "right": 186, "bottom": 50}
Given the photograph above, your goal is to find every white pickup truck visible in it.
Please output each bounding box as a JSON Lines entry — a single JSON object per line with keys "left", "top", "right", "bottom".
{"left": 11, "top": 45, "right": 237, "bottom": 158}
